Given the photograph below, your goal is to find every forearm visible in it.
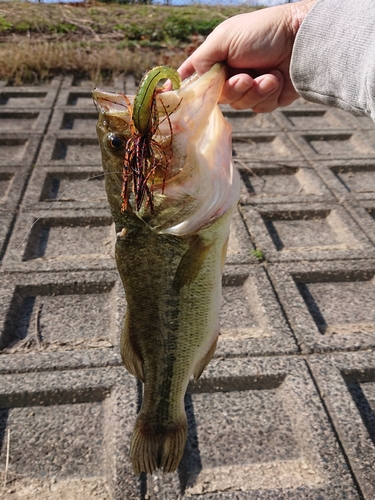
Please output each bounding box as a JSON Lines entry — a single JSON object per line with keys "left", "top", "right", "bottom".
{"left": 291, "top": 0, "right": 375, "bottom": 119}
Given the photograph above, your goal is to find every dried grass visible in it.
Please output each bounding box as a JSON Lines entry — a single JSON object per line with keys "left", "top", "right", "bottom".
{"left": 0, "top": 40, "right": 187, "bottom": 85}
{"left": 0, "top": 1, "right": 253, "bottom": 85}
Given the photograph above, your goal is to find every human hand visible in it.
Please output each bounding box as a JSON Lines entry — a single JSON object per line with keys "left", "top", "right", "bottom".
{"left": 178, "top": 0, "right": 317, "bottom": 112}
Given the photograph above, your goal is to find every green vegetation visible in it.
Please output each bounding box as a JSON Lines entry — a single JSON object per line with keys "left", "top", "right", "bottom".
{"left": 251, "top": 249, "right": 266, "bottom": 261}
{"left": 0, "top": 1, "right": 255, "bottom": 85}
{"left": 0, "top": 16, "right": 12, "bottom": 32}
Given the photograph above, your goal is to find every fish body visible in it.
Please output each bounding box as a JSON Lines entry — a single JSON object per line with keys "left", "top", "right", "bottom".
{"left": 93, "top": 64, "right": 240, "bottom": 475}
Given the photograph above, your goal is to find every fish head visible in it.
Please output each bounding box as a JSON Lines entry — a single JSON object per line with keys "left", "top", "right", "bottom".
{"left": 93, "top": 64, "right": 240, "bottom": 234}
{"left": 93, "top": 91, "right": 132, "bottom": 217}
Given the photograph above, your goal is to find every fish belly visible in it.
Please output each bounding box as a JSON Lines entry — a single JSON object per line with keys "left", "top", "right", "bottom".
{"left": 116, "top": 207, "right": 232, "bottom": 474}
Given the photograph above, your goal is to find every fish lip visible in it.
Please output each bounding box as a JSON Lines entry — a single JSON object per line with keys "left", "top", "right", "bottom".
{"left": 92, "top": 88, "right": 133, "bottom": 114}
{"left": 92, "top": 89, "right": 101, "bottom": 113}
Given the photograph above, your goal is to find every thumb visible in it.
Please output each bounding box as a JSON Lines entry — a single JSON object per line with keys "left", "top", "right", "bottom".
{"left": 177, "top": 58, "right": 197, "bottom": 80}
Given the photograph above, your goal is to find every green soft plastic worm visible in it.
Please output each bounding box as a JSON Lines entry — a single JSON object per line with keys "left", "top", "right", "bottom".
{"left": 133, "top": 66, "right": 181, "bottom": 136}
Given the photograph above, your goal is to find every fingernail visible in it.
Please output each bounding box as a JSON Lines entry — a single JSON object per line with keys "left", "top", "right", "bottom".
{"left": 257, "top": 76, "right": 279, "bottom": 95}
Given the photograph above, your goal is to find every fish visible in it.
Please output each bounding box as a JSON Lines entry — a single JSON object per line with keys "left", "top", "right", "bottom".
{"left": 92, "top": 63, "right": 240, "bottom": 475}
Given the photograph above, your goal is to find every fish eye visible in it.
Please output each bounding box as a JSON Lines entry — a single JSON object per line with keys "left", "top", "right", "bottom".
{"left": 107, "top": 133, "right": 126, "bottom": 153}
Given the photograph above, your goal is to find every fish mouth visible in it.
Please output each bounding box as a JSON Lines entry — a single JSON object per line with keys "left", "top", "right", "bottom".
{"left": 93, "top": 89, "right": 134, "bottom": 115}
{"left": 93, "top": 64, "right": 240, "bottom": 235}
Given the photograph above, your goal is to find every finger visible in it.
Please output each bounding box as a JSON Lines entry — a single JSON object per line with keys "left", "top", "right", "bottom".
{"left": 227, "top": 72, "right": 281, "bottom": 110}
{"left": 250, "top": 70, "right": 300, "bottom": 111}
{"left": 219, "top": 74, "right": 254, "bottom": 105}
{"left": 251, "top": 72, "right": 284, "bottom": 113}
{"left": 177, "top": 58, "right": 197, "bottom": 81}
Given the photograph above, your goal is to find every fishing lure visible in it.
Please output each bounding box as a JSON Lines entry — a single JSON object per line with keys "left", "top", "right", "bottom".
{"left": 121, "top": 66, "right": 182, "bottom": 213}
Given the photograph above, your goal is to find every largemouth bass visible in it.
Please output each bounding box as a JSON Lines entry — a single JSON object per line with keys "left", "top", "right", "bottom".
{"left": 93, "top": 64, "right": 240, "bottom": 475}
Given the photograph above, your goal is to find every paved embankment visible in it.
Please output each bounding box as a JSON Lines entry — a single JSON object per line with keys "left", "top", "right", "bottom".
{"left": 1, "top": 75, "right": 375, "bottom": 499}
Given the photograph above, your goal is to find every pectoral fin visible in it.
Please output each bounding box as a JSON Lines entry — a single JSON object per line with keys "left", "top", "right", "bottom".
{"left": 173, "top": 235, "right": 213, "bottom": 291}
{"left": 193, "top": 336, "right": 218, "bottom": 381}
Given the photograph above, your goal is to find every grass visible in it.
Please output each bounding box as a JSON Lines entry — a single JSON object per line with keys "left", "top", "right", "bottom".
{"left": 0, "top": 39, "right": 182, "bottom": 85}
{"left": 0, "top": 1, "right": 255, "bottom": 85}
{"left": 251, "top": 248, "right": 266, "bottom": 261}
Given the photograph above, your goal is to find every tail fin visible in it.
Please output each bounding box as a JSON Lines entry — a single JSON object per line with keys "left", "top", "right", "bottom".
{"left": 130, "top": 416, "right": 188, "bottom": 474}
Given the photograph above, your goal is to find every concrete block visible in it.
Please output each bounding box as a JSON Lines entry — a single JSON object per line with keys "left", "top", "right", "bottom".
{"left": 55, "top": 88, "right": 98, "bottom": 109}
{"left": 273, "top": 106, "right": 356, "bottom": 131}
{"left": 232, "top": 131, "right": 303, "bottom": 161}
{"left": 268, "top": 260, "right": 375, "bottom": 353}
{"left": 2, "top": 82, "right": 374, "bottom": 500}
{"left": 2, "top": 205, "right": 248, "bottom": 271}
{"left": 0, "top": 167, "right": 29, "bottom": 213}
{"left": 0, "top": 348, "right": 122, "bottom": 376}
{"left": 241, "top": 202, "right": 375, "bottom": 262}
{"left": 0, "top": 110, "right": 51, "bottom": 135}
{"left": 37, "top": 134, "right": 101, "bottom": 166}
{"left": 346, "top": 201, "right": 375, "bottom": 245}
{"left": 235, "top": 159, "right": 333, "bottom": 205}
{"left": 61, "top": 75, "right": 96, "bottom": 89}
{"left": 363, "top": 129, "right": 375, "bottom": 151}
{"left": 124, "top": 75, "right": 139, "bottom": 95}
{"left": 0, "top": 367, "right": 140, "bottom": 499}
{"left": 288, "top": 97, "right": 330, "bottom": 109}
{"left": 308, "top": 351, "right": 375, "bottom": 500}
{"left": 0, "top": 134, "right": 43, "bottom": 168}
{"left": 0, "top": 212, "right": 14, "bottom": 264}
{"left": 223, "top": 109, "right": 281, "bottom": 133}
{"left": 145, "top": 357, "right": 359, "bottom": 499}
{"left": 288, "top": 130, "right": 375, "bottom": 160}
{"left": 0, "top": 270, "right": 123, "bottom": 358}
{"left": 313, "top": 159, "right": 375, "bottom": 202}
{"left": 48, "top": 108, "right": 98, "bottom": 135}
{"left": 225, "top": 207, "right": 255, "bottom": 265}
{"left": 350, "top": 114, "right": 375, "bottom": 131}
{"left": 2, "top": 209, "right": 115, "bottom": 272}
{"left": 0, "top": 78, "right": 61, "bottom": 110}
{"left": 60, "top": 75, "right": 79, "bottom": 88}
{"left": 124, "top": 75, "right": 138, "bottom": 95}
{"left": 217, "top": 265, "right": 297, "bottom": 357}
{"left": 61, "top": 74, "right": 125, "bottom": 92}
{"left": 20, "top": 175, "right": 250, "bottom": 260}
{"left": 21, "top": 166, "right": 108, "bottom": 212}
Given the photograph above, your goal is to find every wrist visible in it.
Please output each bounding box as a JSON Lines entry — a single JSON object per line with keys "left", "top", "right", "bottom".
{"left": 288, "top": 0, "right": 318, "bottom": 38}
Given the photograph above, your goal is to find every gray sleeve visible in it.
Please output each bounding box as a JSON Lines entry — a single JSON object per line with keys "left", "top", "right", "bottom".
{"left": 290, "top": 0, "right": 375, "bottom": 119}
